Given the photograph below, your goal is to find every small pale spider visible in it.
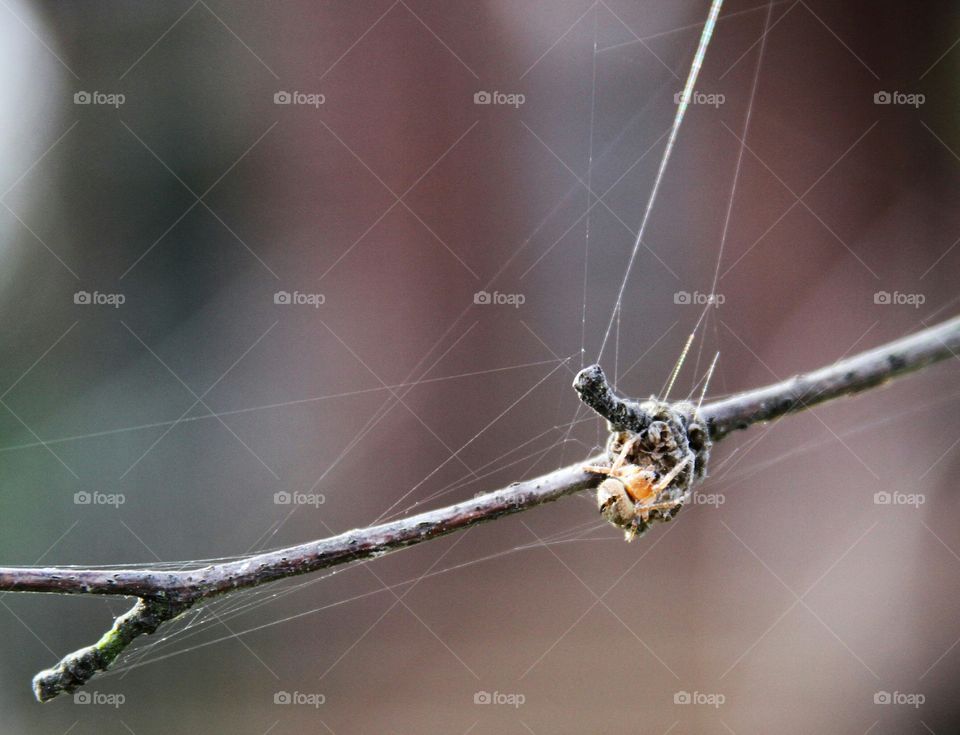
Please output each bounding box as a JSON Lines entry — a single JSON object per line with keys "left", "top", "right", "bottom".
{"left": 584, "top": 434, "right": 691, "bottom": 541}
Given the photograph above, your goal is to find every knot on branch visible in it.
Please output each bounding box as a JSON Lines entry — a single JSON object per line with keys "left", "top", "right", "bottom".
{"left": 32, "top": 595, "right": 193, "bottom": 703}
{"left": 574, "top": 364, "right": 711, "bottom": 478}
{"left": 574, "top": 364, "right": 711, "bottom": 539}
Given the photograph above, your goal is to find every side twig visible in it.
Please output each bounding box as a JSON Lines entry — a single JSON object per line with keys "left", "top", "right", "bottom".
{"left": 6, "top": 314, "right": 958, "bottom": 701}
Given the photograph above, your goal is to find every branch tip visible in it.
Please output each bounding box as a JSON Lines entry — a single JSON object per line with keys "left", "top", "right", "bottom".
{"left": 32, "top": 596, "right": 193, "bottom": 702}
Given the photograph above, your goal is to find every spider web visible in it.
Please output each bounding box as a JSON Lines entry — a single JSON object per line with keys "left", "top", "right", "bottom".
{"left": 84, "top": 0, "right": 777, "bottom": 677}
{"left": 14, "top": 0, "right": 955, "bottom": 694}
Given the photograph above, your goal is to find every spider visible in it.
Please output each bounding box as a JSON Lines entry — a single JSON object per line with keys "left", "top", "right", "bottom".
{"left": 584, "top": 434, "right": 691, "bottom": 541}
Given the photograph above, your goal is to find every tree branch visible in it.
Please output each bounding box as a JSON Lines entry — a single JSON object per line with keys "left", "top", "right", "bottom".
{"left": 9, "top": 314, "right": 959, "bottom": 701}
{"left": 702, "top": 314, "right": 960, "bottom": 440}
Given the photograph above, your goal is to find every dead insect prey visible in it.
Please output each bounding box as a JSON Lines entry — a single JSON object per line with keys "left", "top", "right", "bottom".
{"left": 574, "top": 364, "right": 711, "bottom": 540}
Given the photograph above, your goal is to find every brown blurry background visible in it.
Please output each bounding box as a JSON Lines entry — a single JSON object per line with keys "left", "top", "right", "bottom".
{"left": 0, "top": 1, "right": 958, "bottom": 732}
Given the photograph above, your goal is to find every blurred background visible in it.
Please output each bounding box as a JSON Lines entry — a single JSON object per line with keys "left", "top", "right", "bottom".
{"left": 0, "top": 1, "right": 958, "bottom": 732}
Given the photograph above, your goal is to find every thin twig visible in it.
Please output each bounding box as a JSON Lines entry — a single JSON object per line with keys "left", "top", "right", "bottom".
{"left": 703, "top": 315, "right": 960, "bottom": 439}
{"left": 11, "top": 314, "right": 960, "bottom": 701}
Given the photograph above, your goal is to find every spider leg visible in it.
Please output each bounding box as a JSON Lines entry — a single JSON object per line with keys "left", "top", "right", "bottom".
{"left": 611, "top": 434, "right": 641, "bottom": 470}
{"left": 636, "top": 495, "right": 688, "bottom": 522}
{"left": 583, "top": 465, "right": 612, "bottom": 476}
{"left": 653, "top": 455, "right": 692, "bottom": 492}
{"left": 640, "top": 498, "right": 683, "bottom": 513}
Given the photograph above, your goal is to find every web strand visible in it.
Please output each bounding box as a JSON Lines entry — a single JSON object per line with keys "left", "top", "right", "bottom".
{"left": 596, "top": 0, "right": 725, "bottom": 364}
